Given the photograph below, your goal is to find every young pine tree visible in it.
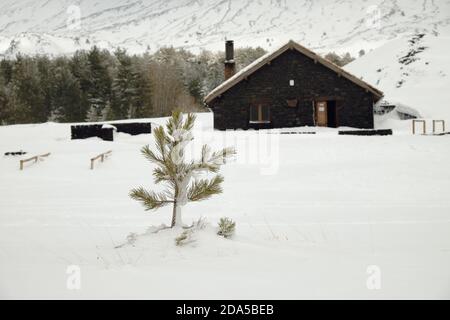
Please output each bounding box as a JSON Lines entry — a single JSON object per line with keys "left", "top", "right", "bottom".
{"left": 130, "top": 111, "right": 235, "bottom": 228}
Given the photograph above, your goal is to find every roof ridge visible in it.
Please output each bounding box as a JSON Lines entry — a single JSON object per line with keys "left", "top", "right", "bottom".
{"left": 204, "top": 40, "right": 383, "bottom": 104}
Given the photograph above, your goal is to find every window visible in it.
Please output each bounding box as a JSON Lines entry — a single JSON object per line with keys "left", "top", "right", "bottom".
{"left": 249, "top": 104, "right": 271, "bottom": 123}
{"left": 290, "top": 80, "right": 295, "bottom": 86}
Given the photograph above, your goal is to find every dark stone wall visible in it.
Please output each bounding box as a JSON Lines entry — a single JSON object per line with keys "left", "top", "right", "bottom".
{"left": 112, "top": 123, "right": 152, "bottom": 136}
{"left": 71, "top": 124, "right": 105, "bottom": 140}
{"left": 100, "top": 128, "right": 114, "bottom": 141}
{"left": 71, "top": 125, "right": 114, "bottom": 141}
{"left": 208, "top": 50, "right": 375, "bottom": 130}
{"left": 71, "top": 122, "right": 151, "bottom": 141}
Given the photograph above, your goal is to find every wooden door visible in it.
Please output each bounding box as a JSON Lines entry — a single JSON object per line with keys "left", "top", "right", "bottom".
{"left": 316, "top": 101, "right": 328, "bottom": 127}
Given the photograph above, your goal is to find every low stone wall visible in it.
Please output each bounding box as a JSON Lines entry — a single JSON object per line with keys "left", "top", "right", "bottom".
{"left": 71, "top": 125, "right": 114, "bottom": 141}
{"left": 111, "top": 123, "right": 152, "bottom": 136}
{"left": 71, "top": 122, "right": 151, "bottom": 141}
{"left": 338, "top": 129, "right": 393, "bottom": 136}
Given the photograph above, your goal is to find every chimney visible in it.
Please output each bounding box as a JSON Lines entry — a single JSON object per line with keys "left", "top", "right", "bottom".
{"left": 224, "top": 40, "right": 236, "bottom": 80}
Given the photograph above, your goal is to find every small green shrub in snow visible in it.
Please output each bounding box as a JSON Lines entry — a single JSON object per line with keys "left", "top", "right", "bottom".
{"left": 217, "top": 217, "right": 236, "bottom": 239}
{"left": 175, "top": 230, "right": 195, "bottom": 246}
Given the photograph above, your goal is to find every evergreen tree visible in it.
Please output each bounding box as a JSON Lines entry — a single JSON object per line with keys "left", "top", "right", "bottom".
{"left": 70, "top": 50, "right": 91, "bottom": 121}
{"left": 85, "top": 103, "right": 111, "bottom": 122}
{"left": 130, "top": 111, "right": 235, "bottom": 228}
{"left": 10, "top": 55, "right": 46, "bottom": 124}
{"left": 86, "top": 46, "right": 112, "bottom": 120}
{"left": 0, "top": 59, "right": 13, "bottom": 84}
{"left": 340, "top": 52, "right": 355, "bottom": 66}
{"left": 0, "top": 73, "right": 11, "bottom": 124}
{"left": 198, "top": 50, "right": 224, "bottom": 94}
{"left": 0, "top": 45, "right": 229, "bottom": 124}
{"left": 85, "top": 105, "right": 101, "bottom": 122}
{"left": 187, "top": 77, "right": 203, "bottom": 103}
{"left": 324, "top": 51, "right": 355, "bottom": 67}
{"left": 52, "top": 64, "right": 83, "bottom": 122}
{"left": 235, "top": 47, "right": 267, "bottom": 70}
{"left": 324, "top": 52, "right": 342, "bottom": 66}
{"left": 111, "top": 48, "right": 138, "bottom": 119}
{"left": 36, "top": 56, "right": 54, "bottom": 121}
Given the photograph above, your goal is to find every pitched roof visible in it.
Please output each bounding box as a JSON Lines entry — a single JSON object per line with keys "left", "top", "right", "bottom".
{"left": 204, "top": 40, "right": 384, "bottom": 104}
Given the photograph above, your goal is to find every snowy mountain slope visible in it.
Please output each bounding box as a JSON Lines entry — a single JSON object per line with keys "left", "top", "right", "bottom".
{"left": 0, "top": 0, "right": 450, "bottom": 56}
{"left": 345, "top": 33, "right": 450, "bottom": 121}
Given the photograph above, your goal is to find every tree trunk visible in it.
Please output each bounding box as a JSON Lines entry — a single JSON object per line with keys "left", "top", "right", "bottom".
{"left": 171, "top": 201, "right": 183, "bottom": 228}
{"left": 171, "top": 201, "right": 177, "bottom": 227}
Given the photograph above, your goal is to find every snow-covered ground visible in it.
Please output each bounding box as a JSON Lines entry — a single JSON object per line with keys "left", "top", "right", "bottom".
{"left": 1, "top": 113, "right": 450, "bottom": 299}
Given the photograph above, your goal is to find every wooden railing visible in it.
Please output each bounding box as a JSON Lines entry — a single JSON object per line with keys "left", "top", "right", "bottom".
{"left": 20, "top": 153, "right": 51, "bottom": 170}
{"left": 90, "top": 150, "right": 112, "bottom": 170}
{"left": 413, "top": 120, "right": 446, "bottom": 135}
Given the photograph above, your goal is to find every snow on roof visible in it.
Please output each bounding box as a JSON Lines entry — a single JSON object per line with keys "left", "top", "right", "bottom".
{"left": 396, "top": 104, "right": 422, "bottom": 118}
{"left": 204, "top": 40, "right": 384, "bottom": 104}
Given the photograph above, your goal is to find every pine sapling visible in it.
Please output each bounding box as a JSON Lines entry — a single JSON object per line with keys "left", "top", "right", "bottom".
{"left": 130, "top": 111, "right": 235, "bottom": 228}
